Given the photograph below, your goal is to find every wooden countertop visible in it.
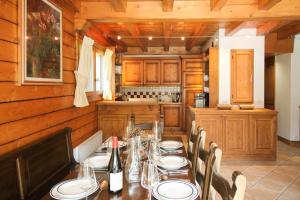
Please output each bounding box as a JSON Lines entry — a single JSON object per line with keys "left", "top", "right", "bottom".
{"left": 97, "top": 101, "right": 159, "bottom": 106}
{"left": 188, "top": 106, "right": 277, "bottom": 115}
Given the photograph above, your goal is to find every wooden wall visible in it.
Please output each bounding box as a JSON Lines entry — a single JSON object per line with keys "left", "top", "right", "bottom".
{"left": 0, "top": 0, "right": 100, "bottom": 155}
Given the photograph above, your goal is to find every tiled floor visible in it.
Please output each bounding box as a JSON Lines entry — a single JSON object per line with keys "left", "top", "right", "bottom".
{"left": 219, "top": 141, "right": 300, "bottom": 200}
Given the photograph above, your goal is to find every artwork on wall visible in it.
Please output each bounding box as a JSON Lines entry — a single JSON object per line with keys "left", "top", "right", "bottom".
{"left": 19, "top": 0, "right": 62, "bottom": 84}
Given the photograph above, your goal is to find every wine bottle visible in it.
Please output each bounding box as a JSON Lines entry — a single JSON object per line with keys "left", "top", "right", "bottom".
{"left": 108, "top": 136, "right": 123, "bottom": 193}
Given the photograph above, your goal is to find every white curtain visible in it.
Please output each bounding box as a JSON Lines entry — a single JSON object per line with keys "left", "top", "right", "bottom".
{"left": 102, "top": 49, "right": 113, "bottom": 100}
{"left": 73, "top": 36, "right": 94, "bottom": 107}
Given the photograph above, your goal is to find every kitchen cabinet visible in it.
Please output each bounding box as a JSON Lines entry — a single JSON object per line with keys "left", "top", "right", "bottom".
{"left": 161, "top": 59, "right": 181, "bottom": 85}
{"left": 143, "top": 60, "right": 160, "bottom": 85}
{"left": 161, "top": 104, "right": 182, "bottom": 130}
{"left": 182, "top": 58, "right": 204, "bottom": 72}
{"left": 209, "top": 47, "right": 219, "bottom": 108}
{"left": 122, "top": 60, "right": 143, "bottom": 85}
{"left": 182, "top": 72, "right": 203, "bottom": 88}
{"left": 231, "top": 49, "right": 254, "bottom": 104}
{"left": 99, "top": 114, "right": 128, "bottom": 139}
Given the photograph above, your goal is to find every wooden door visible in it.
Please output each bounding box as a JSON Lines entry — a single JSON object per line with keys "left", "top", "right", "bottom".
{"left": 122, "top": 60, "right": 143, "bottom": 85}
{"left": 161, "top": 105, "right": 182, "bottom": 130}
{"left": 182, "top": 59, "right": 204, "bottom": 71}
{"left": 223, "top": 115, "right": 249, "bottom": 154}
{"left": 197, "top": 115, "right": 223, "bottom": 149}
{"left": 249, "top": 115, "right": 276, "bottom": 155}
{"left": 183, "top": 72, "right": 203, "bottom": 88}
{"left": 143, "top": 60, "right": 160, "bottom": 85}
{"left": 231, "top": 49, "right": 254, "bottom": 104}
{"left": 209, "top": 47, "right": 219, "bottom": 108}
{"left": 265, "top": 57, "right": 275, "bottom": 109}
{"left": 99, "top": 114, "right": 128, "bottom": 139}
{"left": 161, "top": 59, "right": 181, "bottom": 85}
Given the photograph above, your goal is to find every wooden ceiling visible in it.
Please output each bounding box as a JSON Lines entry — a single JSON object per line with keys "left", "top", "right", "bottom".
{"left": 74, "top": 0, "right": 300, "bottom": 52}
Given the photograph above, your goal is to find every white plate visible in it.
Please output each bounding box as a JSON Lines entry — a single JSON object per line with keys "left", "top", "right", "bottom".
{"left": 158, "top": 156, "right": 188, "bottom": 170}
{"left": 160, "top": 141, "right": 183, "bottom": 150}
{"left": 50, "top": 179, "right": 99, "bottom": 200}
{"left": 85, "top": 155, "right": 110, "bottom": 170}
{"left": 152, "top": 180, "right": 199, "bottom": 200}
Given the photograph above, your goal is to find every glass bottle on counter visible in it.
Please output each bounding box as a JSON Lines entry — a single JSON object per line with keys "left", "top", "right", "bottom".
{"left": 125, "top": 137, "right": 141, "bottom": 183}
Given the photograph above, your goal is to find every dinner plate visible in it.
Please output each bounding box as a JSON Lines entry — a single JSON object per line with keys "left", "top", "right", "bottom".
{"left": 152, "top": 180, "right": 199, "bottom": 200}
{"left": 85, "top": 155, "right": 110, "bottom": 170}
{"left": 160, "top": 141, "right": 183, "bottom": 150}
{"left": 50, "top": 179, "right": 99, "bottom": 200}
{"left": 158, "top": 156, "right": 188, "bottom": 170}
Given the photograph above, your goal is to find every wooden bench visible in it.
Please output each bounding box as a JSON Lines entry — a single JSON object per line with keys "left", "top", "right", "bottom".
{"left": 0, "top": 127, "right": 76, "bottom": 200}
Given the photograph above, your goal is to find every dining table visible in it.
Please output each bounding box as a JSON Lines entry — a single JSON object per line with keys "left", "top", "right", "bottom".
{"left": 42, "top": 136, "right": 200, "bottom": 200}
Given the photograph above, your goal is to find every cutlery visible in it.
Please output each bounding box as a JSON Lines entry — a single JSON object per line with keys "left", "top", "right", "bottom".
{"left": 158, "top": 168, "right": 188, "bottom": 175}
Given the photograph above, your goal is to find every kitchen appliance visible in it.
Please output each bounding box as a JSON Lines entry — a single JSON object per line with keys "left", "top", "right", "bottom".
{"left": 195, "top": 93, "right": 208, "bottom": 108}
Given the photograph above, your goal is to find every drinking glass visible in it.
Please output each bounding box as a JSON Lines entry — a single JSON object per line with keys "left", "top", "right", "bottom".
{"left": 77, "top": 162, "right": 97, "bottom": 199}
{"left": 148, "top": 140, "right": 161, "bottom": 164}
{"left": 141, "top": 160, "right": 160, "bottom": 190}
{"left": 152, "top": 120, "right": 161, "bottom": 141}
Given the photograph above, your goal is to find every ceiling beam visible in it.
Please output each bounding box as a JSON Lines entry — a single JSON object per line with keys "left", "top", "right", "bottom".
{"left": 85, "top": 24, "right": 115, "bottom": 47}
{"left": 225, "top": 22, "right": 245, "bottom": 36}
{"left": 256, "top": 20, "right": 290, "bottom": 35}
{"left": 123, "top": 24, "right": 147, "bottom": 52}
{"left": 186, "top": 23, "right": 207, "bottom": 51}
{"left": 96, "top": 23, "right": 128, "bottom": 52}
{"left": 162, "top": 0, "right": 174, "bottom": 12}
{"left": 265, "top": 32, "right": 294, "bottom": 54}
{"left": 258, "top": 0, "right": 282, "bottom": 10}
{"left": 77, "top": 0, "right": 300, "bottom": 22}
{"left": 110, "top": 0, "right": 127, "bottom": 12}
{"left": 277, "top": 22, "right": 300, "bottom": 39}
{"left": 210, "top": 0, "right": 228, "bottom": 11}
{"left": 162, "top": 22, "right": 172, "bottom": 51}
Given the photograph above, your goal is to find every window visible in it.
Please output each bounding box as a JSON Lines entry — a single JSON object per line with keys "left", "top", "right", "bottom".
{"left": 85, "top": 53, "right": 94, "bottom": 92}
{"left": 96, "top": 52, "right": 103, "bottom": 92}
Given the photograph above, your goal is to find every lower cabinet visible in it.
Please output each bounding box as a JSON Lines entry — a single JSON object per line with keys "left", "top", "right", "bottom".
{"left": 99, "top": 115, "right": 128, "bottom": 139}
{"left": 161, "top": 104, "right": 182, "bottom": 131}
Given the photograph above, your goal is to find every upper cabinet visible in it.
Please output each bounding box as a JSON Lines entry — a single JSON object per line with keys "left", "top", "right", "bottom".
{"left": 182, "top": 58, "right": 204, "bottom": 72}
{"left": 231, "top": 49, "right": 254, "bottom": 104}
{"left": 143, "top": 60, "right": 160, "bottom": 85}
{"left": 122, "top": 58, "right": 181, "bottom": 86}
{"left": 161, "top": 59, "right": 181, "bottom": 85}
{"left": 122, "top": 60, "right": 143, "bottom": 85}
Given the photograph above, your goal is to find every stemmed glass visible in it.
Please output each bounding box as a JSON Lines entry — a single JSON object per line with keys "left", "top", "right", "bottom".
{"left": 148, "top": 140, "right": 161, "bottom": 164}
{"left": 141, "top": 160, "right": 160, "bottom": 199}
{"left": 77, "top": 162, "right": 97, "bottom": 200}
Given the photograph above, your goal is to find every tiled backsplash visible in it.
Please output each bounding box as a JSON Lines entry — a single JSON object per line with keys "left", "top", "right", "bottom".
{"left": 121, "top": 86, "right": 181, "bottom": 98}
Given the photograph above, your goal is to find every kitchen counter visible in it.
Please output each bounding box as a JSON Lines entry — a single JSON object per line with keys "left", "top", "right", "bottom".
{"left": 187, "top": 106, "right": 278, "bottom": 160}
{"left": 97, "top": 100, "right": 159, "bottom": 106}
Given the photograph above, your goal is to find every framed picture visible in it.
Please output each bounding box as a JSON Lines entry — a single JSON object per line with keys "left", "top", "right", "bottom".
{"left": 19, "top": 0, "right": 62, "bottom": 84}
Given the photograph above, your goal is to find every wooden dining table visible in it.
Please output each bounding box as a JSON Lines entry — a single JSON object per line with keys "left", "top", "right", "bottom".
{"left": 42, "top": 136, "right": 199, "bottom": 200}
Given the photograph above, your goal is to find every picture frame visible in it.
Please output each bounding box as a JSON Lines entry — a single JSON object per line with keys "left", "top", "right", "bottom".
{"left": 18, "top": 0, "right": 63, "bottom": 85}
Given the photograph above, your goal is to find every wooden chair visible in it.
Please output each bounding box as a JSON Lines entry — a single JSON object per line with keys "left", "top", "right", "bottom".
{"left": 187, "top": 120, "right": 198, "bottom": 161}
{"left": 211, "top": 171, "right": 247, "bottom": 200}
{"left": 191, "top": 127, "right": 206, "bottom": 177}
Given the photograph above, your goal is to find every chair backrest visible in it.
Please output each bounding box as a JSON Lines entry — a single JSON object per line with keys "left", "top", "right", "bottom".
{"left": 0, "top": 127, "right": 75, "bottom": 200}
{"left": 187, "top": 120, "right": 197, "bottom": 161}
{"left": 212, "top": 171, "right": 246, "bottom": 200}
{"left": 191, "top": 128, "right": 206, "bottom": 176}
{"left": 197, "top": 143, "right": 217, "bottom": 200}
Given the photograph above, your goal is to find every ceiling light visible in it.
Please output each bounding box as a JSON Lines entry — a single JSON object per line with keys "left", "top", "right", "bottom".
{"left": 148, "top": 36, "right": 152, "bottom": 40}
{"left": 181, "top": 36, "right": 185, "bottom": 41}
{"left": 117, "top": 35, "right": 121, "bottom": 40}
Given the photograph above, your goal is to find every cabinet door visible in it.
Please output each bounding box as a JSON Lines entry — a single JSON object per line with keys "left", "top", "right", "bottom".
{"left": 122, "top": 60, "right": 143, "bottom": 85}
{"left": 99, "top": 115, "right": 127, "bottom": 139}
{"left": 183, "top": 72, "right": 203, "bottom": 88}
{"left": 143, "top": 60, "right": 160, "bottom": 85}
{"left": 135, "top": 114, "right": 159, "bottom": 125}
{"left": 161, "top": 60, "right": 181, "bottom": 85}
{"left": 182, "top": 59, "right": 204, "bottom": 71}
{"left": 231, "top": 49, "right": 254, "bottom": 104}
{"left": 249, "top": 115, "right": 276, "bottom": 155}
{"left": 197, "top": 115, "right": 223, "bottom": 149}
{"left": 161, "top": 105, "right": 182, "bottom": 130}
{"left": 223, "top": 115, "right": 249, "bottom": 154}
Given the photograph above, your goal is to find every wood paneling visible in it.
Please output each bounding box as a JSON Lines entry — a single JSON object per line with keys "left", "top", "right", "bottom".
{"left": 209, "top": 47, "right": 219, "bottom": 108}
{"left": 161, "top": 59, "right": 181, "bottom": 85}
{"left": 161, "top": 104, "right": 182, "bottom": 130}
{"left": 182, "top": 72, "right": 203, "bottom": 88}
{"left": 231, "top": 49, "right": 254, "bottom": 104}
{"left": 143, "top": 60, "right": 160, "bottom": 85}
{"left": 0, "top": 0, "right": 99, "bottom": 155}
{"left": 182, "top": 58, "right": 204, "bottom": 72}
{"left": 122, "top": 60, "right": 144, "bottom": 85}
{"left": 265, "top": 56, "right": 275, "bottom": 109}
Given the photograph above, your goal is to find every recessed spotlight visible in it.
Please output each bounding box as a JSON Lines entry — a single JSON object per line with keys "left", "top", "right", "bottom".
{"left": 117, "top": 35, "right": 121, "bottom": 40}
{"left": 178, "top": 21, "right": 184, "bottom": 24}
{"left": 148, "top": 36, "right": 152, "bottom": 40}
{"left": 181, "top": 36, "right": 185, "bottom": 41}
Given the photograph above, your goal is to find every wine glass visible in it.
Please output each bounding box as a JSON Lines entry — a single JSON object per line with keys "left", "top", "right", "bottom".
{"left": 141, "top": 160, "right": 160, "bottom": 191}
{"left": 152, "top": 120, "right": 161, "bottom": 141}
{"left": 77, "top": 162, "right": 97, "bottom": 199}
{"left": 148, "top": 140, "right": 161, "bottom": 164}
